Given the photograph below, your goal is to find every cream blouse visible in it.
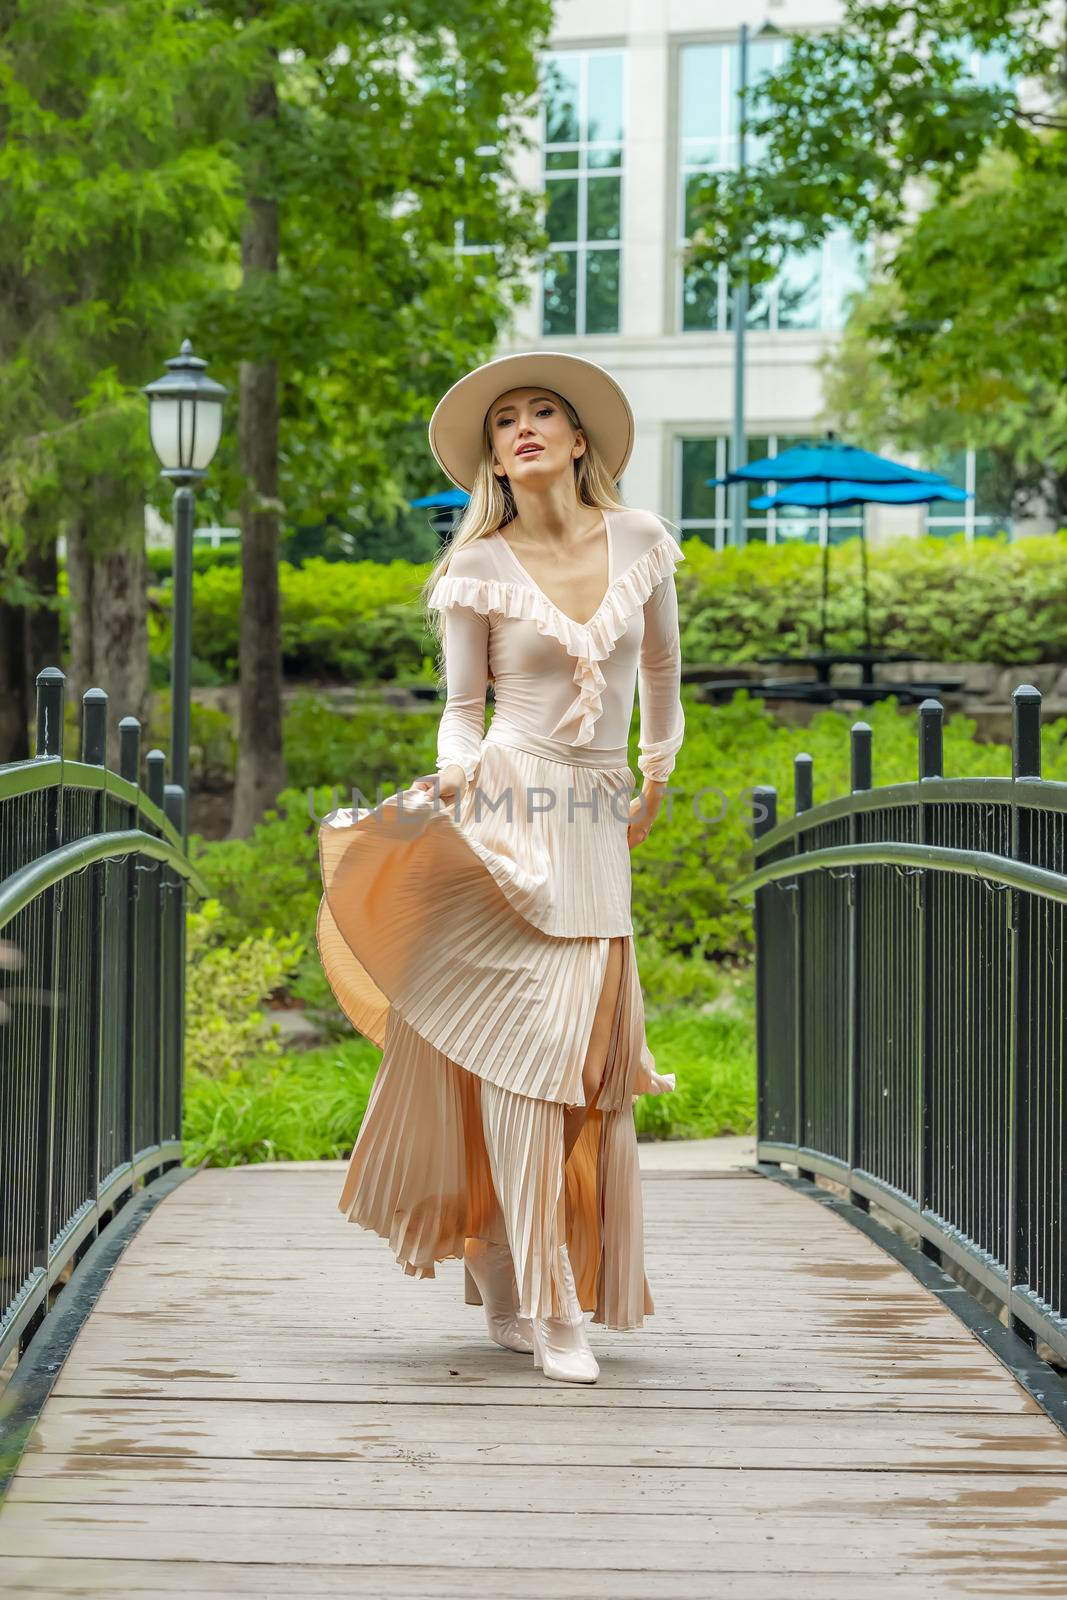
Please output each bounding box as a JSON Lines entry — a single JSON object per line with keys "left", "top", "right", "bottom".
{"left": 426, "top": 506, "right": 686, "bottom": 785}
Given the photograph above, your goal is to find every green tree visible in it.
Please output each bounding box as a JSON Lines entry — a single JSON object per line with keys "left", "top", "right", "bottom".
{"left": 0, "top": 0, "right": 241, "bottom": 759}
{"left": 681, "top": 1, "right": 1067, "bottom": 532}
{"left": 193, "top": 3, "right": 553, "bottom": 834}
{"left": 0, "top": 2, "right": 552, "bottom": 793}
{"left": 684, "top": 1, "right": 1065, "bottom": 287}
{"left": 820, "top": 148, "right": 1067, "bottom": 522}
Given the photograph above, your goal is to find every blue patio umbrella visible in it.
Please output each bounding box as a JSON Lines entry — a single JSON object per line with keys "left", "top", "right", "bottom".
{"left": 409, "top": 489, "right": 470, "bottom": 509}
{"left": 749, "top": 475, "right": 970, "bottom": 648}
{"left": 750, "top": 479, "right": 968, "bottom": 511}
{"left": 707, "top": 437, "right": 971, "bottom": 652}
{"left": 715, "top": 438, "right": 950, "bottom": 488}
{"left": 410, "top": 487, "right": 470, "bottom": 538}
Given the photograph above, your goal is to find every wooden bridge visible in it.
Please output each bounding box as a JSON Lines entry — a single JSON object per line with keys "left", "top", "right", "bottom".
{"left": 2, "top": 672, "right": 1067, "bottom": 1596}
{"left": 2, "top": 1153, "right": 1067, "bottom": 1596}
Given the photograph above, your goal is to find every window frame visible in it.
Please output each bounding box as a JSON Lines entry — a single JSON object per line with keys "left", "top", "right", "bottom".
{"left": 539, "top": 45, "right": 627, "bottom": 338}
{"left": 674, "top": 37, "right": 867, "bottom": 336}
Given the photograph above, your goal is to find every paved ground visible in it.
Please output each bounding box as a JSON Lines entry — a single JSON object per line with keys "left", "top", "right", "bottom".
{"left": 637, "top": 1134, "right": 756, "bottom": 1171}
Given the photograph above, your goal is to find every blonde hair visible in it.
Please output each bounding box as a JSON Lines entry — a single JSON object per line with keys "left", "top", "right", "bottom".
{"left": 421, "top": 389, "right": 626, "bottom": 683}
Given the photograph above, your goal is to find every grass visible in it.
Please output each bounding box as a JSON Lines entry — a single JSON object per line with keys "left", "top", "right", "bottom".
{"left": 182, "top": 961, "right": 757, "bottom": 1167}
{"left": 636, "top": 1007, "right": 756, "bottom": 1141}
{"left": 182, "top": 1036, "right": 381, "bottom": 1168}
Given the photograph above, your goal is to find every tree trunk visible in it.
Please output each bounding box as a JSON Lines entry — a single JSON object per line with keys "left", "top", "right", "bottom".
{"left": 0, "top": 598, "right": 29, "bottom": 762}
{"left": 230, "top": 63, "right": 286, "bottom": 838}
{"left": 0, "top": 527, "right": 63, "bottom": 762}
{"left": 24, "top": 537, "right": 61, "bottom": 685}
{"left": 66, "top": 506, "right": 150, "bottom": 766}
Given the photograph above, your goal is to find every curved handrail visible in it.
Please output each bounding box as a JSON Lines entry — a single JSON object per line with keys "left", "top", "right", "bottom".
{"left": 742, "top": 685, "right": 1067, "bottom": 1368}
{"left": 750, "top": 774, "right": 1062, "bottom": 858}
{"left": 0, "top": 831, "right": 209, "bottom": 930}
{"left": 0, "top": 664, "right": 202, "bottom": 1392}
{"left": 731, "top": 840, "right": 1067, "bottom": 906}
{"left": 0, "top": 757, "right": 182, "bottom": 853}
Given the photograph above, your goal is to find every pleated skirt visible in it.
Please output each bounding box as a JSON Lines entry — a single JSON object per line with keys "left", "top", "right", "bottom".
{"left": 316, "top": 716, "right": 664, "bottom": 1329}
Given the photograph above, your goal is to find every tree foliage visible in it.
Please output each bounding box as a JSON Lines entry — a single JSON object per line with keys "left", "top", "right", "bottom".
{"left": 682, "top": 0, "right": 1067, "bottom": 514}
{"left": 0, "top": 0, "right": 241, "bottom": 585}
{"left": 0, "top": 0, "right": 553, "bottom": 599}
{"left": 685, "top": 0, "right": 1065, "bottom": 285}
{"left": 821, "top": 146, "right": 1067, "bottom": 519}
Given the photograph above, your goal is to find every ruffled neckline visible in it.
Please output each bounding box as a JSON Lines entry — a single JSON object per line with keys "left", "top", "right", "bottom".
{"left": 493, "top": 509, "right": 617, "bottom": 631}
{"left": 427, "top": 520, "right": 686, "bottom": 747}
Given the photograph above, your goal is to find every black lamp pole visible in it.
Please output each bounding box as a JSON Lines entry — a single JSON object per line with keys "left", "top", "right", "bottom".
{"left": 170, "top": 483, "right": 196, "bottom": 816}
{"left": 143, "top": 340, "right": 227, "bottom": 841}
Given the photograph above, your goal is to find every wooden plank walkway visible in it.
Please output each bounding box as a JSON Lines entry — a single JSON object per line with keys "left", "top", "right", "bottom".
{"left": 1, "top": 1157, "right": 1067, "bottom": 1597}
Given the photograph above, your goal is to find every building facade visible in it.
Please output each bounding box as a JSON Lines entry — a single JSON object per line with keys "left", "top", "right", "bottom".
{"left": 495, "top": 0, "right": 1009, "bottom": 545}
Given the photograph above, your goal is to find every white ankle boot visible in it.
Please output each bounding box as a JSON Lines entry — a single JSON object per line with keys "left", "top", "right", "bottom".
{"left": 464, "top": 1240, "right": 534, "bottom": 1355}
{"left": 532, "top": 1244, "right": 599, "bottom": 1384}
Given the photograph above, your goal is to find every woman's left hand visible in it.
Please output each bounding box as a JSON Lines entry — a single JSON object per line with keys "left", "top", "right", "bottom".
{"left": 627, "top": 780, "right": 667, "bottom": 850}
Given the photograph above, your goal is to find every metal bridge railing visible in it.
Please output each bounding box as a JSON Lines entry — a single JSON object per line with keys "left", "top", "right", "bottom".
{"left": 0, "top": 669, "right": 207, "bottom": 1372}
{"left": 733, "top": 686, "right": 1067, "bottom": 1364}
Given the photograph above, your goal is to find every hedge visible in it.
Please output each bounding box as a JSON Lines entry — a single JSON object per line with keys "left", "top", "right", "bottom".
{"left": 149, "top": 531, "right": 1067, "bottom": 685}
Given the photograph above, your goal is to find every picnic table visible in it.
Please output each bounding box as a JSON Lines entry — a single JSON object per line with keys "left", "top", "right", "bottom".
{"left": 762, "top": 650, "right": 935, "bottom": 687}
{"left": 696, "top": 678, "right": 964, "bottom": 708}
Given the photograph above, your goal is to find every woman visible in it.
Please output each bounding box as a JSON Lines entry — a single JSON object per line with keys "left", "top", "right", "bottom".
{"left": 317, "top": 351, "right": 685, "bottom": 1385}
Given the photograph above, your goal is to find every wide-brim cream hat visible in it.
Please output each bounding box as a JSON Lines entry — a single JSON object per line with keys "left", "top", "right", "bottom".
{"left": 428, "top": 351, "right": 635, "bottom": 493}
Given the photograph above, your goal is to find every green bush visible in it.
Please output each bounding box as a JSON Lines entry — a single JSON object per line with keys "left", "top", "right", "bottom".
{"left": 281, "top": 690, "right": 439, "bottom": 794}
{"left": 150, "top": 530, "right": 1067, "bottom": 686}
{"left": 147, "top": 692, "right": 237, "bottom": 789}
{"left": 677, "top": 530, "right": 1067, "bottom": 665}
{"left": 184, "top": 898, "right": 304, "bottom": 1079}
{"left": 149, "top": 555, "right": 439, "bottom": 683}
{"left": 147, "top": 544, "right": 241, "bottom": 581}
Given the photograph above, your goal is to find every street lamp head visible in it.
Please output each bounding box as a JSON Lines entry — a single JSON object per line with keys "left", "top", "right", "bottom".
{"left": 143, "top": 339, "right": 228, "bottom": 483}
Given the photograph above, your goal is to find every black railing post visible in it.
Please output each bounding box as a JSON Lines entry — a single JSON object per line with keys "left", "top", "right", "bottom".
{"left": 917, "top": 700, "right": 943, "bottom": 1263}
{"left": 145, "top": 751, "right": 167, "bottom": 1156}
{"left": 119, "top": 717, "right": 141, "bottom": 1204}
{"left": 793, "top": 755, "right": 813, "bottom": 1155}
{"left": 918, "top": 697, "right": 943, "bottom": 781}
{"left": 23, "top": 669, "right": 66, "bottom": 1353}
{"left": 81, "top": 687, "right": 108, "bottom": 768}
{"left": 35, "top": 667, "right": 65, "bottom": 762}
{"left": 1008, "top": 685, "right": 1041, "bottom": 1345}
{"left": 752, "top": 785, "right": 778, "bottom": 1156}
{"left": 81, "top": 689, "right": 108, "bottom": 1253}
{"left": 848, "top": 723, "right": 872, "bottom": 1210}
{"left": 162, "top": 784, "right": 187, "bottom": 1167}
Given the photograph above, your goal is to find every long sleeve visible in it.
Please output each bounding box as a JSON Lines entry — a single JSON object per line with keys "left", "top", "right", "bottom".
{"left": 636, "top": 568, "right": 684, "bottom": 782}
{"left": 435, "top": 602, "right": 489, "bottom": 785}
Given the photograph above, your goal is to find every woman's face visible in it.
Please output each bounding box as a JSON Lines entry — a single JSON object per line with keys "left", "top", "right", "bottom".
{"left": 487, "top": 387, "right": 586, "bottom": 489}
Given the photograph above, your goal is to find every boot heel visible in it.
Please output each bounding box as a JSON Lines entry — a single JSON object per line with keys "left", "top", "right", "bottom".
{"left": 464, "top": 1240, "right": 534, "bottom": 1356}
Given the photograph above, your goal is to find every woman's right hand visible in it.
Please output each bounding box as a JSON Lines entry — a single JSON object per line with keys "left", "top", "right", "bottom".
{"left": 410, "top": 763, "right": 467, "bottom": 804}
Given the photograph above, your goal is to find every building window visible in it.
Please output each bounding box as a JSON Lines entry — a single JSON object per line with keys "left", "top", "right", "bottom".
{"left": 455, "top": 144, "right": 503, "bottom": 259}
{"left": 541, "top": 50, "right": 624, "bottom": 335}
{"left": 924, "top": 448, "right": 1012, "bottom": 540}
{"left": 678, "top": 40, "right": 866, "bottom": 333}
{"left": 677, "top": 434, "right": 864, "bottom": 551}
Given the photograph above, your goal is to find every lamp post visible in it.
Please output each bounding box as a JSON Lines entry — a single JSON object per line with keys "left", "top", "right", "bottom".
{"left": 729, "top": 19, "right": 783, "bottom": 551}
{"left": 143, "top": 340, "right": 227, "bottom": 837}
{"left": 728, "top": 21, "right": 750, "bottom": 552}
